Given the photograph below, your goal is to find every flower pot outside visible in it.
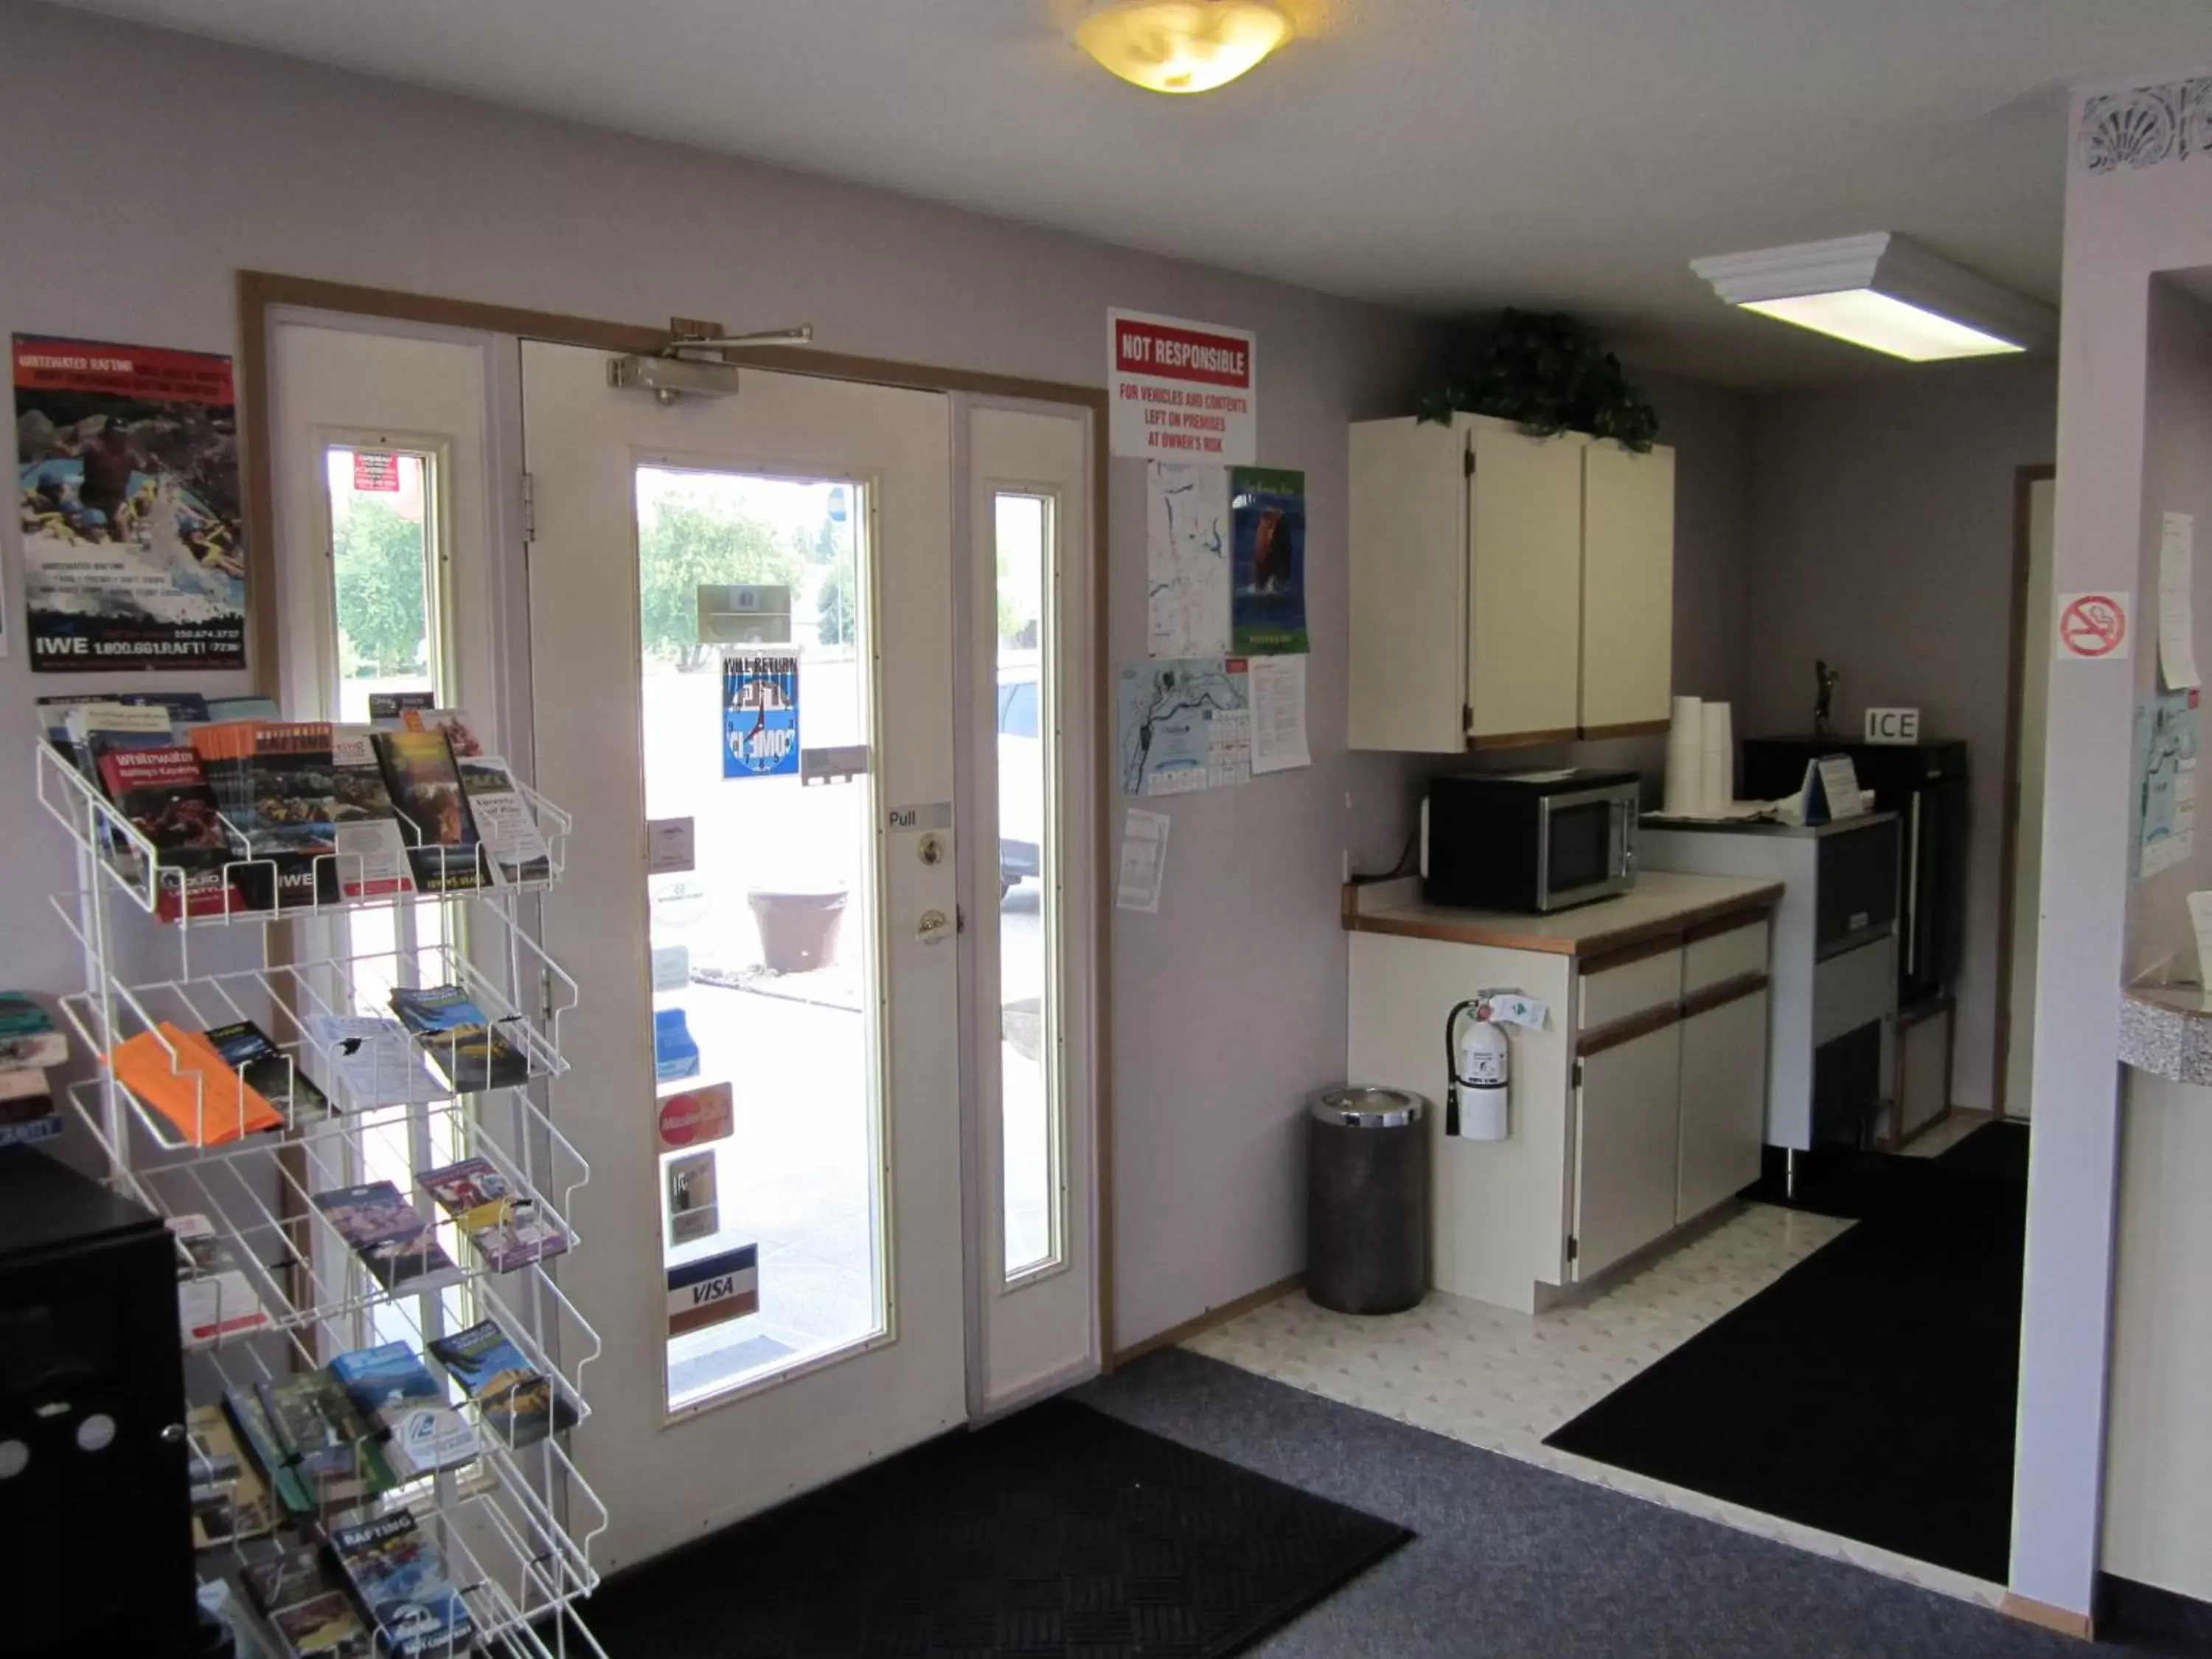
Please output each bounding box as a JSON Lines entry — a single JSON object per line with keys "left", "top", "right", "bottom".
{"left": 748, "top": 886, "right": 848, "bottom": 974}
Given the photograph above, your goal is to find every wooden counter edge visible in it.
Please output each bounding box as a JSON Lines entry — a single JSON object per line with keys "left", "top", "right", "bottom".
{"left": 1343, "top": 883, "right": 1784, "bottom": 960}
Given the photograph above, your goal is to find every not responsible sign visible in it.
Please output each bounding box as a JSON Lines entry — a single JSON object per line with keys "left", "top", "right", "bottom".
{"left": 1109, "top": 308, "right": 1256, "bottom": 463}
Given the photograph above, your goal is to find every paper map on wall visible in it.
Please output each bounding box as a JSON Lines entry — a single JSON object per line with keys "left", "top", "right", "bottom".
{"left": 2135, "top": 687, "right": 2199, "bottom": 879}
{"left": 1119, "top": 658, "right": 1250, "bottom": 796}
{"left": 1146, "top": 462, "right": 1231, "bottom": 658}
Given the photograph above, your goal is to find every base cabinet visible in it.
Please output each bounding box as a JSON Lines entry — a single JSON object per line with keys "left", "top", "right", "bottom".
{"left": 1573, "top": 1022, "right": 1683, "bottom": 1280}
{"left": 1677, "top": 987, "right": 1770, "bottom": 1220}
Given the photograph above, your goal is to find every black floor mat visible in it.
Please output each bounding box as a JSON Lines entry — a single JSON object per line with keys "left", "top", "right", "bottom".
{"left": 586, "top": 1396, "right": 1413, "bottom": 1658}
{"left": 1543, "top": 1123, "right": 2029, "bottom": 1582}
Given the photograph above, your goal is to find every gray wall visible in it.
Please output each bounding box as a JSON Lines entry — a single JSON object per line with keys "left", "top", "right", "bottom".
{"left": 2128, "top": 278, "right": 2212, "bottom": 980}
{"left": 1744, "top": 358, "right": 2059, "bottom": 1113}
{"left": 0, "top": 0, "right": 1455, "bottom": 1351}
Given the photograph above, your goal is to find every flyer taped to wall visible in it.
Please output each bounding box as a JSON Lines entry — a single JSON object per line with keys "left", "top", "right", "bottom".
{"left": 1229, "top": 467, "right": 1307, "bottom": 654}
{"left": 13, "top": 335, "right": 247, "bottom": 671}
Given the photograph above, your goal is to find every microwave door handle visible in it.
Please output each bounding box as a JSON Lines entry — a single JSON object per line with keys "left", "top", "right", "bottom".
{"left": 1615, "top": 796, "right": 1635, "bottom": 877}
{"left": 1419, "top": 796, "right": 1430, "bottom": 881}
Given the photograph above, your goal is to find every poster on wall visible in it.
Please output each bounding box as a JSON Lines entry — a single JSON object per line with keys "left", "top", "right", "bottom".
{"left": 1229, "top": 466, "right": 1307, "bottom": 654}
{"left": 13, "top": 335, "right": 247, "bottom": 672}
{"left": 1108, "top": 310, "right": 1256, "bottom": 463}
{"left": 722, "top": 650, "right": 800, "bottom": 779}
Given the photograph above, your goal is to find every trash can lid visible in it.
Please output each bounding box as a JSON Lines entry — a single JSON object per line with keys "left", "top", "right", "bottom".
{"left": 1309, "top": 1086, "right": 1426, "bottom": 1127}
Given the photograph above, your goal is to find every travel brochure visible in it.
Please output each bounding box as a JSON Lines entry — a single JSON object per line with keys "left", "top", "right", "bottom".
{"left": 311, "top": 1180, "right": 465, "bottom": 1295}
{"left": 328, "top": 1509, "right": 476, "bottom": 1658}
{"left": 0, "top": 992, "right": 63, "bottom": 1149}
{"left": 329, "top": 1340, "right": 479, "bottom": 1478}
{"left": 169, "top": 1211, "right": 269, "bottom": 1347}
{"left": 420, "top": 1154, "right": 570, "bottom": 1272}
{"left": 388, "top": 984, "right": 532, "bottom": 1093}
{"left": 429, "top": 1318, "right": 580, "bottom": 1449}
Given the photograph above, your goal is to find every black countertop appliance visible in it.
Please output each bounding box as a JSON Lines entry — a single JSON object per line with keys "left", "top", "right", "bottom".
{"left": 0, "top": 1147, "right": 196, "bottom": 1658}
{"left": 1742, "top": 736, "right": 1967, "bottom": 1009}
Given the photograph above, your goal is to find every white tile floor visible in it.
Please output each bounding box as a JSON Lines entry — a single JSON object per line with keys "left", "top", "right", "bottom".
{"left": 1189, "top": 1128, "right": 2013, "bottom": 1611}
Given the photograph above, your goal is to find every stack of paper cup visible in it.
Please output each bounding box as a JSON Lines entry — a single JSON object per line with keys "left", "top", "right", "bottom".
{"left": 1700, "top": 700, "right": 1734, "bottom": 815}
{"left": 1663, "top": 695, "right": 1704, "bottom": 816}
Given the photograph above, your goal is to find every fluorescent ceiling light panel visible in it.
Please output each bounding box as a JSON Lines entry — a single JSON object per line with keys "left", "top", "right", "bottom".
{"left": 1691, "top": 233, "right": 2054, "bottom": 361}
{"left": 1739, "top": 291, "right": 2023, "bottom": 361}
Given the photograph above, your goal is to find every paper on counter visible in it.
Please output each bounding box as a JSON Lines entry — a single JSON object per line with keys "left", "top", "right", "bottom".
{"left": 1248, "top": 653, "right": 1311, "bottom": 775}
{"left": 2161, "top": 511, "right": 2200, "bottom": 691}
{"left": 2189, "top": 891, "right": 2212, "bottom": 987}
{"left": 1816, "top": 754, "right": 1867, "bottom": 820}
{"left": 1116, "top": 809, "right": 1171, "bottom": 913}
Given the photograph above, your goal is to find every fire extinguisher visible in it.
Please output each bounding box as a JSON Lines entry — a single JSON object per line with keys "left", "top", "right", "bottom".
{"left": 1443, "top": 991, "right": 1548, "bottom": 1141}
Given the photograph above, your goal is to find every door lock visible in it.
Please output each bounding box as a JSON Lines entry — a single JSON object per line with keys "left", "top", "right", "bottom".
{"left": 917, "top": 832, "right": 945, "bottom": 867}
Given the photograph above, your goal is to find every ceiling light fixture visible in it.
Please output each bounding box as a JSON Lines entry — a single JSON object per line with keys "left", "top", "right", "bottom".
{"left": 1074, "top": 1, "right": 1293, "bottom": 95}
{"left": 1691, "top": 233, "right": 2054, "bottom": 362}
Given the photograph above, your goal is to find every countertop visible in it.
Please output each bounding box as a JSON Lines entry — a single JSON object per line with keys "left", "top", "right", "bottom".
{"left": 2118, "top": 981, "right": 2212, "bottom": 1085}
{"left": 1641, "top": 810, "right": 1900, "bottom": 841}
{"left": 1342, "top": 871, "right": 1784, "bottom": 959}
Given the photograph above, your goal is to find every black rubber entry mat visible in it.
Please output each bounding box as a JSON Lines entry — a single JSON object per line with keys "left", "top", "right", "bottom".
{"left": 587, "top": 1396, "right": 1413, "bottom": 1658}
{"left": 1543, "top": 1123, "right": 2029, "bottom": 1582}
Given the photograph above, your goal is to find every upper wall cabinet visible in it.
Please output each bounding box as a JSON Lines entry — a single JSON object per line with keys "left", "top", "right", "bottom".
{"left": 1349, "top": 413, "right": 1677, "bottom": 752}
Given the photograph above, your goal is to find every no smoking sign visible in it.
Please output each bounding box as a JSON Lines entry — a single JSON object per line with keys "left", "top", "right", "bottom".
{"left": 2056, "top": 591, "right": 2131, "bottom": 661}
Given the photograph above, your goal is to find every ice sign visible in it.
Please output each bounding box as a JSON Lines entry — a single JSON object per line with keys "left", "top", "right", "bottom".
{"left": 723, "top": 651, "right": 801, "bottom": 779}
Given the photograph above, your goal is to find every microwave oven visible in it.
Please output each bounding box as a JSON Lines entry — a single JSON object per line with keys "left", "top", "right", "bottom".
{"left": 1421, "top": 768, "right": 1641, "bottom": 914}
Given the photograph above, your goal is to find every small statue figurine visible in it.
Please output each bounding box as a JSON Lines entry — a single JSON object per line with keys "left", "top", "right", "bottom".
{"left": 1813, "top": 659, "right": 1840, "bottom": 737}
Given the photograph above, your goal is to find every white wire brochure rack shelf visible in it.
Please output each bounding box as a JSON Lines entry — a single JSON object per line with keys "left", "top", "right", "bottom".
{"left": 37, "top": 735, "right": 574, "bottom": 933}
{"left": 40, "top": 738, "right": 609, "bottom": 1659}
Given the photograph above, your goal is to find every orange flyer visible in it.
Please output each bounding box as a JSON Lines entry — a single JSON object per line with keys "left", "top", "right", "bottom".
{"left": 108, "top": 1023, "right": 280, "bottom": 1144}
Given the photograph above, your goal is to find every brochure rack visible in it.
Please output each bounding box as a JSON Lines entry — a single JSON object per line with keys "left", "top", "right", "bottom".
{"left": 40, "top": 741, "right": 608, "bottom": 1659}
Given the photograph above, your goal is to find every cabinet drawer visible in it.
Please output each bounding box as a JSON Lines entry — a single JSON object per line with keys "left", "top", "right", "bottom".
{"left": 1683, "top": 915, "right": 1768, "bottom": 995}
{"left": 1579, "top": 942, "right": 1683, "bottom": 1033}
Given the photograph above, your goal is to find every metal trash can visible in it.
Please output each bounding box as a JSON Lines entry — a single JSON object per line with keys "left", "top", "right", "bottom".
{"left": 1305, "top": 1086, "right": 1429, "bottom": 1315}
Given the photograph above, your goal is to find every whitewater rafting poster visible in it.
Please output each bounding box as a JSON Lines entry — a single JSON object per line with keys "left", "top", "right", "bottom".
{"left": 13, "top": 335, "right": 248, "bottom": 672}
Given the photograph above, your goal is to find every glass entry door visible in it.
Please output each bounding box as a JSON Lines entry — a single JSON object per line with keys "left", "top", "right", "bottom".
{"left": 521, "top": 344, "right": 962, "bottom": 1572}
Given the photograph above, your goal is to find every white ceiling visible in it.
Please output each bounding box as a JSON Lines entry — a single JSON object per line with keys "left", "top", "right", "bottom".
{"left": 46, "top": 0, "right": 2212, "bottom": 383}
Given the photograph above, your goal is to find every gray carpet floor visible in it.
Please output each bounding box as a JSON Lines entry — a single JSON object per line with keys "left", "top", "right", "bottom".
{"left": 1075, "top": 1349, "right": 2165, "bottom": 1658}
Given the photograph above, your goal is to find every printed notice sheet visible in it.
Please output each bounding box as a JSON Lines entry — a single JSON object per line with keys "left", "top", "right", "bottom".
{"left": 1146, "top": 462, "right": 1231, "bottom": 658}
{"left": 2136, "top": 688, "right": 2200, "bottom": 878}
{"left": 2163, "top": 511, "right": 2201, "bottom": 691}
{"left": 1248, "top": 653, "right": 1311, "bottom": 775}
{"left": 1118, "top": 658, "right": 1251, "bottom": 796}
{"left": 1116, "top": 809, "right": 1171, "bottom": 914}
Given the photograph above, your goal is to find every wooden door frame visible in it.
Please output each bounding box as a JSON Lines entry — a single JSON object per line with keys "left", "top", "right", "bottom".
{"left": 1992, "top": 462, "right": 2056, "bottom": 1121}
{"left": 236, "top": 270, "right": 1119, "bottom": 1362}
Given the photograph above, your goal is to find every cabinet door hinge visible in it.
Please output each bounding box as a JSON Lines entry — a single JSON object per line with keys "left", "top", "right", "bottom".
{"left": 521, "top": 472, "right": 537, "bottom": 543}
{"left": 1567, "top": 1234, "right": 1579, "bottom": 1264}
{"left": 1573, "top": 1057, "right": 1585, "bottom": 1090}
{"left": 1464, "top": 446, "right": 1476, "bottom": 479}
{"left": 1461, "top": 702, "right": 1474, "bottom": 738}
